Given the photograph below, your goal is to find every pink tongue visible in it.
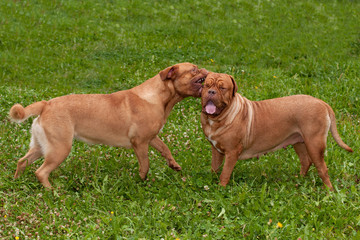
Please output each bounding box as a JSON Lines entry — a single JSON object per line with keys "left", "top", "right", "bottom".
{"left": 205, "top": 101, "right": 216, "bottom": 114}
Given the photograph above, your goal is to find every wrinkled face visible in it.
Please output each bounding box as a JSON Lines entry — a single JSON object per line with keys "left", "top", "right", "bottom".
{"left": 159, "top": 62, "right": 208, "bottom": 97}
{"left": 201, "top": 72, "right": 238, "bottom": 116}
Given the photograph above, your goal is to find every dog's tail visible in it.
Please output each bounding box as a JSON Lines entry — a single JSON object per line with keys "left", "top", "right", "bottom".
{"left": 9, "top": 101, "right": 47, "bottom": 123}
{"left": 328, "top": 106, "right": 353, "bottom": 152}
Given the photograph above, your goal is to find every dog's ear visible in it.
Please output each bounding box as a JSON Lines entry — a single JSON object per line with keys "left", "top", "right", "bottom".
{"left": 159, "top": 65, "right": 178, "bottom": 81}
{"left": 229, "top": 75, "right": 238, "bottom": 97}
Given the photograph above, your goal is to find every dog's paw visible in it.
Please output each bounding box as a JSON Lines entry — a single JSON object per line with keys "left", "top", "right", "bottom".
{"left": 139, "top": 172, "right": 148, "bottom": 181}
{"left": 169, "top": 162, "right": 182, "bottom": 171}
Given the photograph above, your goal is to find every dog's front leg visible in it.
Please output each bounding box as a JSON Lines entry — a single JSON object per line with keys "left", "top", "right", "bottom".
{"left": 150, "top": 136, "right": 181, "bottom": 171}
{"left": 132, "top": 140, "right": 150, "bottom": 180}
{"left": 219, "top": 150, "right": 240, "bottom": 187}
{"left": 211, "top": 145, "right": 224, "bottom": 173}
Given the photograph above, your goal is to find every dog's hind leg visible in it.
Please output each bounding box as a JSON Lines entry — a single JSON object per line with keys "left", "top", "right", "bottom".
{"left": 30, "top": 114, "right": 75, "bottom": 189}
{"left": 150, "top": 136, "right": 181, "bottom": 171}
{"left": 35, "top": 143, "right": 72, "bottom": 189}
{"left": 14, "top": 120, "right": 45, "bottom": 179}
{"left": 293, "top": 142, "right": 312, "bottom": 176}
{"left": 14, "top": 145, "right": 43, "bottom": 179}
{"left": 304, "top": 138, "right": 333, "bottom": 190}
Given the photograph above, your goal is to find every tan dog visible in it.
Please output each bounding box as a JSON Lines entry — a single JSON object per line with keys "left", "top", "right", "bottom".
{"left": 10, "top": 63, "right": 208, "bottom": 189}
{"left": 201, "top": 72, "right": 353, "bottom": 190}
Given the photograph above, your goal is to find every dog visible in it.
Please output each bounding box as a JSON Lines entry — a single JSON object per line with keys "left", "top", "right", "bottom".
{"left": 9, "top": 62, "right": 208, "bottom": 189}
{"left": 200, "top": 72, "right": 353, "bottom": 190}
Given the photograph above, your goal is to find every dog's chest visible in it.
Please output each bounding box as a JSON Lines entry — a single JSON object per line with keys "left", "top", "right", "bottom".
{"left": 204, "top": 120, "right": 224, "bottom": 153}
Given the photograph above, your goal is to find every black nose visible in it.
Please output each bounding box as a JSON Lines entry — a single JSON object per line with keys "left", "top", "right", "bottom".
{"left": 208, "top": 89, "right": 216, "bottom": 95}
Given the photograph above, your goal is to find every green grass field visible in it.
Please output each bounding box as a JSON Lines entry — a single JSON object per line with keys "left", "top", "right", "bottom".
{"left": 1, "top": 0, "right": 360, "bottom": 239}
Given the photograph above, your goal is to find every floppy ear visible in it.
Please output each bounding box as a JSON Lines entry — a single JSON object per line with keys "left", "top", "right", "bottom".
{"left": 229, "top": 75, "right": 238, "bottom": 97}
{"left": 159, "top": 65, "right": 178, "bottom": 81}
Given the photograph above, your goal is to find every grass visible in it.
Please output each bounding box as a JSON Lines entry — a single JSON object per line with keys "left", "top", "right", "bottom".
{"left": 1, "top": 0, "right": 360, "bottom": 239}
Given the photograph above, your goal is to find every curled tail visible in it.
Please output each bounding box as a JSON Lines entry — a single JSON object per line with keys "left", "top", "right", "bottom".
{"left": 9, "top": 101, "right": 47, "bottom": 123}
{"left": 328, "top": 106, "right": 353, "bottom": 152}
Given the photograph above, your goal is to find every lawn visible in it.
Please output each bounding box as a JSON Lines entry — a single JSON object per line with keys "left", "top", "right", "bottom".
{"left": 1, "top": 0, "right": 360, "bottom": 239}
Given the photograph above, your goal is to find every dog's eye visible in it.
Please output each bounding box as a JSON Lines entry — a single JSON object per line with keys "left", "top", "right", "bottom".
{"left": 191, "top": 67, "right": 198, "bottom": 75}
{"left": 219, "top": 87, "right": 226, "bottom": 90}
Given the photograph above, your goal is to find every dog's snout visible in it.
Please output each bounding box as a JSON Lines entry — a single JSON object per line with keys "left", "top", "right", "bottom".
{"left": 201, "top": 68, "right": 209, "bottom": 75}
{"left": 208, "top": 89, "right": 216, "bottom": 95}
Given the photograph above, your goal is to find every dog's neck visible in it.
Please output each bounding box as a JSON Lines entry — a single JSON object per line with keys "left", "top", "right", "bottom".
{"left": 131, "top": 75, "right": 184, "bottom": 119}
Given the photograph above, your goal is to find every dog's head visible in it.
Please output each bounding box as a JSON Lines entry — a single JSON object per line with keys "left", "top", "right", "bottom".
{"left": 201, "top": 72, "right": 238, "bottom": 117}
{"left": 159, "top": 63, "right": 208, "bottom": 98}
